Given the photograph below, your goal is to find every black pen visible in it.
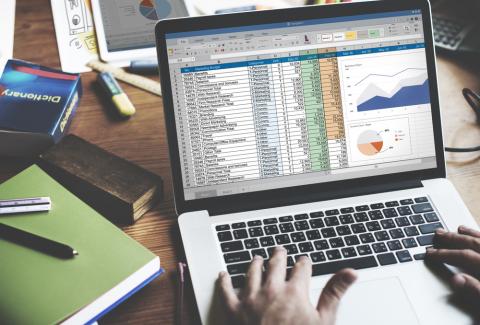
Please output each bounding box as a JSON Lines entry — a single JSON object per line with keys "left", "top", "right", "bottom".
{"left": 0, "top": 223, "right": 78, "bottom": 259}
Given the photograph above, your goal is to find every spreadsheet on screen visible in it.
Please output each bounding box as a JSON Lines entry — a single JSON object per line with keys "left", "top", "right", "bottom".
{"left": 165, "top": 10, "right": 437, "bottom": 200}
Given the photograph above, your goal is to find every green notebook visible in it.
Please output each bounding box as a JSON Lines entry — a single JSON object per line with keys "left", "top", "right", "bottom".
{"left": 0, "top": 165, "right": 160, "bottom": 324}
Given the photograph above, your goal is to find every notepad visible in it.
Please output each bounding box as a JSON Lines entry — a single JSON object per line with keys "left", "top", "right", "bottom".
{"left": 0, "top": 165, "right": 161, "bottom": 324}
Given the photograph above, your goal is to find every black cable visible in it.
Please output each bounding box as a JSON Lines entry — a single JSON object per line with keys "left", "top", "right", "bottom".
{"left": 443, "top": 88, "right": 480, "bottom": 153}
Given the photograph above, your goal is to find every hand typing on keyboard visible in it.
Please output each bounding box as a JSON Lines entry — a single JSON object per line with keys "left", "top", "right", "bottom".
{"left": 427, "top": 226, "right": 480, "bottom": 300}
{"left": 218, "top": 246, "right": 357, "bottom": 325}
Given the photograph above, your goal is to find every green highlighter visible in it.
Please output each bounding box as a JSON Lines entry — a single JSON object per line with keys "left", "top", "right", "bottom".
{"left": 97, "top": 72, "right": 136, "bottom": 117}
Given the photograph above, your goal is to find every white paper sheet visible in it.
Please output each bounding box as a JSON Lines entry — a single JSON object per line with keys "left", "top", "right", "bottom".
{"left": 0, "top": 0, "right": 16, "bottom": 76}
{"left": 50, "top": 0, "right": 99, "bottom": 73}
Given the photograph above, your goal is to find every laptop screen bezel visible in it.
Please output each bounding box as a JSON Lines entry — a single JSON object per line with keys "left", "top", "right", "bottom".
{"left": 155, "top": 0, "right": 445, "bottom": 215}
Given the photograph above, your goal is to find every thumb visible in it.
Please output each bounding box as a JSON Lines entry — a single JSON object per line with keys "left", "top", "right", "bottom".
{"left": 317, "top": 268, "right": 357, "bottom": 317}
{"left": 451, "top": 273, "right": 480, "bottom": 299}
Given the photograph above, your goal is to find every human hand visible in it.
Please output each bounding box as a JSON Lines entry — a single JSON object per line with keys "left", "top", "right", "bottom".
{"left": 218, "top": 246, "right": 357, "bottom": 325}
{"left": 426, "top": 225, "right": 480, "bottom": 300}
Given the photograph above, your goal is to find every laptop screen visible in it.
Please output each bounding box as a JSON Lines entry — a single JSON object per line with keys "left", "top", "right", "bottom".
{"left": 165, "top": 9, "right": 437, "bottom": 201}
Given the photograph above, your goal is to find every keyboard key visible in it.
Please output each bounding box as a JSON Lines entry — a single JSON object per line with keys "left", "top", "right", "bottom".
{"left": 424, "top": 212, "right": 439, "bottom": 223}
{"left": 218, "top": 231, "right": 233, "bottom": 242}
{"left": 251, "top": 248, "right": 267, "bottom": 259}
{"left": 414, "top": 253, "right": 426, "bottom": 260}
{"left": 249, "top": 227, "right": 264, "bottom": 237}
{"left": 357, "top": 244, "right": 372, "bottom": 255}
{"left": 371, "top": 203, "right": 385, "bottom": 209}
{"left": 284, "top": 244, "right": 299, "bottom": 255}
{"left": 389, "top": 228, "right": 405, "bottom": 239}
{"left": 351, "top": 223, "right": 367, "bottom": 234}
{"left": 397, "top": 206, "right": 413, "bottom": 216}
{"left": 395, "top": 217, "right": 410, "bottom": 227}
{"left": 325, "top": 216, "right": 340, "bottom": 227}
{"left": 380, "top": 219, "right": 395, "bottom": 229}
{"left": 310, "top": 211, "right": 324, "bottom": 218}
{"left": 306, "top": 229, "right": 321, "bottom": 240}
{"left": 387, "top": 240, "right": 402, "bottom": 251}
{"left": 279, "top": 216, "right": 293, "bottom": 222}
{"left": 368, "top": 210, "right": 383, "bottom": 220}
{"left": 266, "top": 247, "right": 275, "bottom": 257}
{"left": 260, "top": 236, "right": 275, "bottom": 247}
{"left": 340, "top": 207, "right": 355, "bottom": 214}
{"left": 400, "top": 199, "right": 414, "bottom": 205}
{"left": 216, "top": 224, "right": 230, "bottom": 231}
{"left": 377, "top": 253, "right": 397, "bottom": 265}
{"left": 279, "top": 223, "right": 295, "bottom": 233}
{"left": 311, "top": 256, "right": 378, "bottom": 276}
{"left": 232, "top": 222, "right": 246, "bottom": 229}
{"left": 321, "top": 227, "right": 336, "bottom": 238}
{"left": 385, "top": 201, "right": 399, "bottom": 207}
{"left": 414, "top": 197, "right": 429, "bottom": 203}
{"left": 233, "top": 229, "right": 248, "bottom": 240}
{"left": 247, "top": 220, "right": 262, "bottom": 227}
{"left": 383, "top": 208, "right": 398, "bottom": 218}
{"left": 298, "top": 242, "right": 314, "bottom": 253}
{"left": 244, "top": 238, "right": 259, "bottom": 249}
{"left": 360, "top": 233, "right": 375, "bottom": 244}
{"left": 404, "top": 226, "right": 419, "bottom": 237}
{"left": 287, "top": 256, "right": 295, "bottom": 267}
{"left": 354, "top": 212, "right": 369, "bottom": 222}
{"left": 294, "top": 221, "right": 310, "bottom": 231}
{"left": 409, "top": 214, "right": 425, "bottom": 225}
{"left": 412, "top": 203, "right": 433, "bottom": 214}
{"left": 227, "top": 262, "right": 250, "bottom": 275}
{"left": 336, "top": 225, "right": 351, "bottom": 236}
{"left": 326, "top": 249, "right": 342, "bottom": 260}
{"left": 366, "top": 221, "right": 381, "bottom": 231}
{"left": 221, "top": 240, "right": 244, "bottom": 252}
{"left": 329, "top": 237, "right": 345, "bottom": 248}
{"left": 264, "top": 225, "right": 280, "bottom": 235}
{"left": 311, "top": 251, "right": 326, "bottom": 263}
{"left": 342, "top": 247, "right": 357, "bottom": 258}
{"left": 339, "top": 214, "right": 354, "bottom": 224}
{"left": 291, "top": 232, "right": 306, "bottom": 242}
{"left": 224, "top": 251, "right": 250, "bottom": 264}
{"left": 355, "top": 205, "right": 370, "bottom": 212}
{"left": 310, "top": 239, "right": 327, "bottom": 252}
{"left": 419, "top": 222, "right": 443, "bottom": 234}
{"left": 372, "top": 242, "right": 388, "bottom": 253}
{"left": 374, "top": 230, "right": 390, "bottom": 241}
{"left": 310, "top": 219, "right": 325, "bottom": 229}
{"left": 402, "top": 238, "right": 417, "bottom": 248}
{"left": 325, "top": 209, "right": 340, "bottom": 216}
{"left": 295, "top": 214, "right": 309, "bottom": 220}
{"left": 275, "top": 234, "right": 291, "bottom": 245}
{"left": 396, "top": 250, "right": 413, "bottom": 263}
{"left": 231, "top": 275, "right": 245, "bottom": 288}
{"left": 345, "top": 235, "right": 360, "bottom": 246}
{"left": 263, "top": 218, "right": 278, "bottom": 225}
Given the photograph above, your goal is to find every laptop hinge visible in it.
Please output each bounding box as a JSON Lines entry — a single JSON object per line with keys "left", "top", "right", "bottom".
{"left": 209, "top": 179, "right": 423, "bottom": 216}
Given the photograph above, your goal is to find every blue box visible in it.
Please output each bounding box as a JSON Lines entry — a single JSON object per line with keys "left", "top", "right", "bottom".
{"left": 0, "top": 59, "right": 82, "bottom": 156}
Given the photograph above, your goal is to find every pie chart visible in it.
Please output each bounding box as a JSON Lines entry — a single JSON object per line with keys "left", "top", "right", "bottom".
{"left": 357, "top": 130, "right": 384, "bottom": 156}
{"left": 139, "top": 0, "right": 171, "bottom": 20}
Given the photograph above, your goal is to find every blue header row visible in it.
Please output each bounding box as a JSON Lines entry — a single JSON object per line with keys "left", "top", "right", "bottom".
{"left": 180, "top": 43, "right": 425, "bottom": 73}
{"left": 166, "top": 10, "right": 421, "bottom": 39}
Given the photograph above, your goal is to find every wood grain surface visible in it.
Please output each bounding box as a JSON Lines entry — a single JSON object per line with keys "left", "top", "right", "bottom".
{"left": 3, "top": 1, "right": 480, "bottom": 324}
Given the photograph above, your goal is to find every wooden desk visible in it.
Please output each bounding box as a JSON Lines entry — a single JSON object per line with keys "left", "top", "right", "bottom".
{"left": 4, "top": 1, "right": 480, "bottom": 324}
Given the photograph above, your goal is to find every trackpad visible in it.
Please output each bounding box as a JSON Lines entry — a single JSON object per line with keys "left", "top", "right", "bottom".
{"left": 314, "top": 277, "right": 419, "bottom": 325}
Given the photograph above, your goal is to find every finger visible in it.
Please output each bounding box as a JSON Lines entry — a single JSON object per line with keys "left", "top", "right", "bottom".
{"left": 245, "top": 255, "right": 263, "bottom": 296}
{"left": 218, "top": 271, "right": 240, "bottom": 313}
{"left": 289, "top": 256, "right": 312, "bottom": 291}
{"left": 317, "top": 269, "right": 357, "bottom": 315}
{"left": 426, "top": 248, "right": 480, "bottom": 275}
{"left": 458, "top": 225, "right": 480, "bottom": 239}
{"left": 451, "top": 273, "right": 480, "bottom": 299}
{"left": 265, "top": 246, "right": 287, "bottom": 287}
{"left": 433, "top": 229, "right": 480, "bottom": 253}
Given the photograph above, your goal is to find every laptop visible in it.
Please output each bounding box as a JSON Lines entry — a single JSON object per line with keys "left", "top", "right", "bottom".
{"left": 155, "top": 0, "right": 479, "bottom": 323}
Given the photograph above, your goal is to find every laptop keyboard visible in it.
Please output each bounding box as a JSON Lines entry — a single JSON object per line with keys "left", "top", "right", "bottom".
{"left": 214, "top": 196, "right": 444, "bottom": 288}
